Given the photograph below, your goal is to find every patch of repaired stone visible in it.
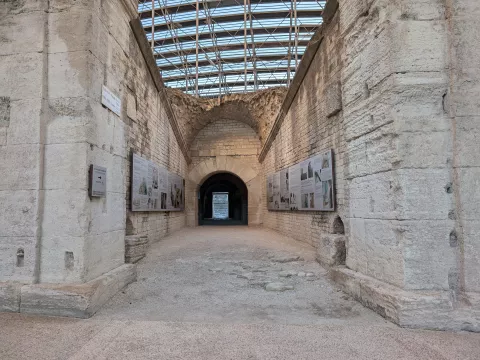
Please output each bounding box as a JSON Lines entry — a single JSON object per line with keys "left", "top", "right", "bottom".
{"left": 265, "top": 282, "right": 294, "bottom": 292}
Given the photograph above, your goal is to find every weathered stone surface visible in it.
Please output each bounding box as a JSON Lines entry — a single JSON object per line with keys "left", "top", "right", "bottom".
{"left": 0, "top": 282, "right": 22, "bottom": 312}
{"left": 271, "top": 255, "right": 303, "bottom": 263}
{"left": 20, "top": 264, "right": 136, "bottom": 318}
{"left": 315, "top": 234, "right": 346, "bottom": 268}
{"left": 125, "top": 235, "right": 148, "bottom": 264}
{"left": 265, "top": 282, "right": 294, "bottom": 292}
{"left": 278, "top": 270, "right": 297, "bottom": 278}
{"left": 0, "top": 144, "right": 41, "bottom": 191}
{"left": 331, "top": 266, "right": 480, "bottom": 332}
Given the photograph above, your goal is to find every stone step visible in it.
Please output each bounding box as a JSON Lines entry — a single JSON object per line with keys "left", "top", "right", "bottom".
{"left": 125, "top": 235, "right": 149, "bottom": 263}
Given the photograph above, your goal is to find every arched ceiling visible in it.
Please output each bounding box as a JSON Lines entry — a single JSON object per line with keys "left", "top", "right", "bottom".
{"left": 138, "top": 0, "right": 325, "bottom": 98}
{"left": 166, "top": 86, "right": 287, "bottom": 148}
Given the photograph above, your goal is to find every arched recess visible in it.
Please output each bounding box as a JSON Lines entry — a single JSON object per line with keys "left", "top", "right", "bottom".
{"left": 186, "top": 156, "right": 261, "bottom": 226}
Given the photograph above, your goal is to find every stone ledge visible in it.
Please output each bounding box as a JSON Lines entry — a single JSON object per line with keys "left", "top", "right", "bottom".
{"left": 11, "top": 264, "right": 137, "bottom": 319}
{"left": 330, "top": 266, "right": 480, "bottom": 332}
{"left": 315, "top": 234, "right": 346, "bottom": 267}
{"left": 125, "top": 235, "right": 149, "bottom": 263}
{"left": 0, "top": 282, "right": 22, "bottom": 312}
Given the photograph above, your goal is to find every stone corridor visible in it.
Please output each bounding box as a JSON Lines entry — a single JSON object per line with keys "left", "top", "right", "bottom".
{"left": 1, "top": 228, "right": 479, "bottom": 359}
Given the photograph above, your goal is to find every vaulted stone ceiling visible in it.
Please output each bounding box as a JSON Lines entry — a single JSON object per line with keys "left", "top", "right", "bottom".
{"left": 166, "top": 87, "right": 287, "bottom": 149}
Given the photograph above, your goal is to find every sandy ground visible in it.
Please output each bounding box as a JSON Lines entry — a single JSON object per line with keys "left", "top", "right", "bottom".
{"left": 1, "top": 227, "right": 479, "bottom": 359}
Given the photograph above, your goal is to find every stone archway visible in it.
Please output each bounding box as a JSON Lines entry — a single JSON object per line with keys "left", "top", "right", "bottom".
{"left": 186, "top": 156, "right": 261, "bottom": 226}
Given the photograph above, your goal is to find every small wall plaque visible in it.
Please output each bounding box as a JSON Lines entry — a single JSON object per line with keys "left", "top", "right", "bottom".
{"left": 101, "top": 85, "right": 121, "bottom": 116}
{"left": 89, "top": 165, "right": 107, "bottom": 197}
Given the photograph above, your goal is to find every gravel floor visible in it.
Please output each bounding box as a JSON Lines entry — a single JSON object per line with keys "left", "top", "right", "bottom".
{"left": 1, "top": 226, "right": 479, "bottom": 360}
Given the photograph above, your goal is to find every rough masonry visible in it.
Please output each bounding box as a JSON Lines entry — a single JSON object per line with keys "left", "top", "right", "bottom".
{"left": 0, "top": 0, "right": 478, "bottom": 331}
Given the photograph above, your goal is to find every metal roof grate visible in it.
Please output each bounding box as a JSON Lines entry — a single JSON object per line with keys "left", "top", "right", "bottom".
{"left": 138, "top": 0, "right": 325, "bottom": 98}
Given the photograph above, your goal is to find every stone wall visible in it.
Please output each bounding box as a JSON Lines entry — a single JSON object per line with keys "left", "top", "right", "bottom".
{"left": 170, "top": 86, "right": 284, "bottom": 228}
{"left": 0, "top": 0, "right": 47, "bottom": 284}
{"left": 190, "top": 119, "right": 261, "bottom": 167}
{"left": 0, "top": 0, "right": 187, "bottom": 287}
{"left": 260, "top": 0, "right": 480, "bottom": 330}
{"left": 262, "top": 9, "right": 346, "bottom": 255}
{"left": 186, "top": 118, "right": 262, "bottom": 226}
{"left": 445, "top": 0, "right": 480, "bottom": 296}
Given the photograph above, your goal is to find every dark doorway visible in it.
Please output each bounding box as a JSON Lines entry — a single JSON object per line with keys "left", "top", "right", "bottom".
{"left": 199, "top": 173, "right": 248, "bottom": 225}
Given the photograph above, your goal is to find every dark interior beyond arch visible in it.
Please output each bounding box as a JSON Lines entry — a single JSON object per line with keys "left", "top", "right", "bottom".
{"left": 199, "top": 173, "right": 248, "bottom": 225}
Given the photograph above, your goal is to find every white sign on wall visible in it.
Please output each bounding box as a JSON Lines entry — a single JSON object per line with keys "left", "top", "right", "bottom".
{"left": 101, "top": 85, "right": 122, "bottom": 116}
{"left": 213, "top": 192, "right": 229, "bottom": 219}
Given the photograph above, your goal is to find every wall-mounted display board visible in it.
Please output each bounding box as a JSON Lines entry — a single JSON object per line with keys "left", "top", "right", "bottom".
{"left": 131, "top": 153, "right": 184, "bottom": 212}
{"left": 267, "top": 149, "right": 335, "bottom": 212}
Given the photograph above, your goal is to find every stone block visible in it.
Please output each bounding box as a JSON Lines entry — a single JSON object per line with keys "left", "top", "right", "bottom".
{"left": 345, "top": 217, "right": 368, "bottom": 273}
{"left": 7, "top": 98, "right": 42, "bottom": 145}
{"left": 455, "top": 116, "right": 480, "bottom": 167}
{"left": 0, "top": 11, "right": 46, "bottom": 56}
{"left": 315, "top": 234, "right": 346, "bottom": 267}
{"left": 20, "top": 264, "right": 136, "bottom": 318}
{"left": 399, "top": 0, "right": 446, "bottom": 20}
{"left": 0, "top": 52, "right": 44, "bottom": 100}
{"left": 0, "top": 190, "right": 38, "bottom": 238}
{"left": 84, "top": 230, "right": 125, "bottom": 282}
{"left": 397, "top": 130, "right": 451, "bottom": 169}
{"left": 392, "top": 20, "right": 447, "bottom": 73}
{"left": 48, "top": 7, "right": 92, "bottom": 54}
{"left": 395, "top": 168, "right": 451, "bottom": 221}
{"left": 46, "top": 97, "right": 93, "bottom": 145}
{"left": 0, "top": 128, "right": 6, "bottom": 146}
{"left": 451, "top": 67, "right": 480, "bottom": 117}
{"left": 44, "top": 143, "right": 88, "bottom": 190}
{"left": 0, "top": 144, "right": 41, "bottom": 191}
{"left": 42, "top": 189, "right": 89, "bottom": 238}
{"left": 48, "top": 0, "right": 101, "bottom": 13}
{"left": 363, "top": 219, "right": 404, "bottom": 288}
{"left": 39, "top": 235, "right": 86, "bottom": 284}
{"left": 48, "top": 51, "right": 104, "bottom": 100}
{"left": 1, "top": 0, "right": 46, "bottom": 14}
{"left": 402, "top": 220, "right": 456, "bottom": 291}
{"left": 0, "top": 237, "right": 36, "bottom": 283}
{"left": 100, "top": 0, "right": 131, "bottom": 55}
{"left": 88, "top": 192, "right": 126, "bottom": 235}
{"left": 0, "top": 282, "right": 22, "bottom": 312}
{"left": 125, "top": 235, "right": 148, "bottom": 263}
{"left": 457, "top": 167, "right": 480, "bottom": 221}
{"left": 330, "top": 266, "right": 480, "bottom": 332}
{"left": 348, "top": 172, "right": 397, "bottom": 220}
{"left": 346, "top": 121, "right": 397, "bottom": 179}
{"left": 463, "top": 220, "right": 480, "bottom": 292}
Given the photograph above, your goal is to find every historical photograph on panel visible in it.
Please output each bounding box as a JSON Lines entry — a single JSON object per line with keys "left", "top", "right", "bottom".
{"left": 266, "top": 174, "right": 274, "bottom": 209}
{"left": 279, "top": 169, "right": 289, "bottom": 210}
{"left": 273, "top": 172, "right": 281, "bottom": 210}
{"left": 168, "top": 173, "right": 184, "bottom": 211}
{"left": 132, "top": 153, "right": 149, "bottom": 211}
{"left": 319, "top": 149, "right": 334, "bottom": 211}
{"left": 132, "top": 153, "right": 184, "bottom": 212}
{"left": 288, "top": 164, "right": 301, "bottom": 210}
{"left": 300, "top": 159, "right": 314, "bottom": 210}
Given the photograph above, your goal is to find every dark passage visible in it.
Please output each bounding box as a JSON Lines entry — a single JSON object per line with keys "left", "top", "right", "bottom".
{"left": 199, "top": 173, "right": 248, "bottom": 225}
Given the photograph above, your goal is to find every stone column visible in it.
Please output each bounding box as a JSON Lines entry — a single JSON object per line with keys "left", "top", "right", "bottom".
{"left": 333, "top": 0, "right": 479, "bottom": 331}
{"left": 0, "top": 0, "right": 136, "bottom": 317}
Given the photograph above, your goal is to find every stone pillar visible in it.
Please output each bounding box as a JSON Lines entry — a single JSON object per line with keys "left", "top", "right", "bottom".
{"left": 332, "top": 0, "right": 479, "bottom": 331}
{"left": 0, "top": 0, "right": 136, "bottom": 317}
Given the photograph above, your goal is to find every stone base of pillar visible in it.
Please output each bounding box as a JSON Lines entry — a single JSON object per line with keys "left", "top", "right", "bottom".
{"left": 0, "top": 264, "right": 136, "bottom": 318}
{"left": 330, "top": 266, "right": 480, "bottom": 332}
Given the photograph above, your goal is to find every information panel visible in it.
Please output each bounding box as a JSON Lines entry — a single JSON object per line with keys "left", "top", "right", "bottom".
{"left": 213, "top": 192, "right": 229, "bottom": 219}
{"left": 131, "top": 153, "right": 184, "bottom": 212}
{"left": 267, "top": 149, "right": 335, "bottom": 212}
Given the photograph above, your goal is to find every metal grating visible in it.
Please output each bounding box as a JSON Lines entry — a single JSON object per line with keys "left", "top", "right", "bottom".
{"left": 138, "top": 0, "right": 325, "bottom": 98}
